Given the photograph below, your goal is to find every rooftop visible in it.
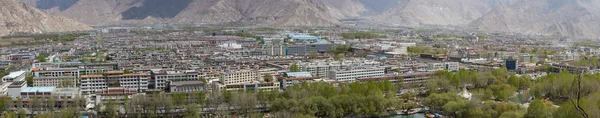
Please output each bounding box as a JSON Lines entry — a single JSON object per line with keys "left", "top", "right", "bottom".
{"left": 21, "top": 86, "right": 56, "bottom": 93}
{"left": 3, "top": 71, "right": 25, "bottom": 79}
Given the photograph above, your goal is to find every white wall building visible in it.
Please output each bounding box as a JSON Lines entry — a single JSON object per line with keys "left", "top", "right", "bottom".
{"left": 327, "top": 66, "right": 386, "bottom": 82}
{"left": 427, "top": 62, "right": 460, "bottom": 72}
{"left": 2, "top": 71, "right": 26, "bottom": 82}
{"left": 80, "top": 71, "right": 149, "bottom": 95}
{"left": 33, "top": 76, "right": 77, "bottom": 87}
{"left": 298, "top": 58, "right": 381, "bottom": 77}
{"left": 219, "top": 70, "right": 258, "bottom": 85}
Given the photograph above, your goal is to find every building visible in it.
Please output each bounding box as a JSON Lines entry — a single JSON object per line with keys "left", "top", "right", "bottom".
{"left": 7, "top": 81, "right": 27, "bottom": 97}
{"left": 298, "top": 59, "right": 381, "bottom": 77}
{"left": 32, "top": 76, "right": 77, "bottom": 87}
{"left": 90, "top": 87, "right": 138, "bottom": 105}
{"left": 168, "top": 81, "right": 206, "bottom": 93}
{"left": 263, "top": 45, "right": 286, "bottom": 56}
{"left": 357, "top": 72, "right": 435, "bottom": 88}
{"left": 19, "top": 87, "right": 80, "bottom": 99}
{"left": 80, "top": 71, "right": 149, "bottom": 95}
{"left": 427, "top": 62, "right": 459, "bottom": 72}
{"left": 286, "top": 43, "right": 333, "bottom": 55}
{"left": 2, "top": 71, "right": 26, "bottom": 82}
{"left": 277, "top": 72, "right": 322, "bottom": 89}
{"left": 551, "top": 63, "right": 590, "bottom": 74}
{"left": 505, "top": 59, "right": 518, "bottom": 71}
{"left": 151, "top": 70, "right": 199, "bottom": 90}
{"left": 327, "top": 66, "right": 385, "bottom": 82}
{"left": 218, "top": 70, "right": 257, "bottom": 85}
{"left": 217, "top": 82, "right": 280, "bottom": 91}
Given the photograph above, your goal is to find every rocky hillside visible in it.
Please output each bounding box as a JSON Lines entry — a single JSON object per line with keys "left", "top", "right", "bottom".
{"left": 25, "top": 0, "right": 368, "bottom": 26}
{"left": 372, "top": 0, "right": 516, "bottom": 25}
{"left": 0, "top": 0, "right": 92, "bottom": 36}
{"left": 22, "top": 0, "right": 600, "bottom": 37}
{"left": 470, "top": 0, "right": 600, "bottom": 38}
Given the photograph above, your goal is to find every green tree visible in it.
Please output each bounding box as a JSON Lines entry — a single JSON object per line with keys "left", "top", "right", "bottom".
{"left": 18, "top": 109, "right": 26, "bottom": 118}
{"left": 184, "top": 104, "right": 200, "bottom": 118}
{"left": 104, "top": 99, "right": 118, "bottom": 118}
{"left": 25, "top": 74, "right": 34, "bottom": 86}
{"left": 263, "top": 73, "right": 274, "bottom": 82}
{"left": 525, "top": 99, "right": 547, "bottom": 118}
{"left": 290, "top": 63, "right": 301, "bottom": 72}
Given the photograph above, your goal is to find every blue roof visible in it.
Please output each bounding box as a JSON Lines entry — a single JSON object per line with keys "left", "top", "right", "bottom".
{"left": 21, "top": 87, "right": 56, "bottom": 93}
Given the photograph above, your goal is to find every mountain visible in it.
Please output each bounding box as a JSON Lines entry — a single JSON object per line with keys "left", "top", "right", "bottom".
{"left": 372, "top": 0, "right": 516, "bottom": 25}
{"left": 25, "top": 0, "right": 370, "bottom": 26}
{"left": 0, "top": 0, "right": 92, "bottom": 36}
{"left": 470, "top": 0, "right": 600, "bottom": 38}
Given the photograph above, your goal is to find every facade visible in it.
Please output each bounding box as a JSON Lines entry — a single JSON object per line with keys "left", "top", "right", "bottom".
{"left": 551, "top": 63, "right": 590, "bottom": 74}
{"left": 217, "top": 82, "right": 280, "bottom": 91}
{"left": 7, "top": 81, "right": 27, "bottom": 97}
{"left": 151, "top": 70, "right": 199, "bottom": 90}
{"left": 286, "top": 44, "right": 333, "bottom": 55}
{"left": 327, "top": 66, "right": 385, "bottom": 82}
{"left": 33, "top": 76, "right": 77, "bottom": 87}
{"left": 299, "top": 59, "right": 381, "bottom": 77}
{"left": 168, "top": 81, "right": 206, "bottom": 93}
{"left": 277, "top": 72, "right": 321, "bottom": 89}
{"left": 218, "top": 70, "right": 257, "bottom": 85}
{"left": 90, "top": 87, "right": 138, "bottom": 105}
{"left": 2, "top": 71, "right": 26, "bottom": 82}
{"left": 19, "top": 87, "right": 80, "bottom": 99}
{"left": 263, "top": 45, "right": 286, "bottom": 56}
{"left": 357, "top": 72, "right": 435, "bottom": 88}
{"left": 80, "top": 71, "right": 149, "bottom": 95}
{"left": 427, "top": 62, "right": 460, "bottom": 72}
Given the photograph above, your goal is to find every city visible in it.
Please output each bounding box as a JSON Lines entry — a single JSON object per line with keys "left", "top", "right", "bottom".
{"left": 0, "top": 26, "right": 598, "bottom": 118}
{"left": 2, "top": 0, "right": 600, "bottom": 118}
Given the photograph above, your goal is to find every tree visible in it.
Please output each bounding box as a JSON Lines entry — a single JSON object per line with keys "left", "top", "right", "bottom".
{"left": 290, "top": 63, "right": 301, "bottom": 72}
{"left": 123, "top": 69, "right": 131, "bottom": 74}
{"left": 184, "top": 104, "right": 200, "bottom": 118}
{"left": 334, "top": 54, "right": 345, "bottom": 61}
{"left": 231, "top": 92, "right": 258, "bottom": 116}
{"left": 263, "top": 73, "right": 274, "bottom": 82}
{"left": 525, "top": 99, "right": 547, "bottom": 118}
{"left": 25, "top": 74, "right": 34, "bottom": 86}
{"left": 308, "top": 51, "right": 318, "bottom": 59}
{"left": 173, "top": 93, "right": 186, "bottom": 107}
{"left": 104, "top": 99, "right": 118, "bottom": 118}
{"left": 18, "top": 109, "right": 26, "bottom": 118}
{"left": 60, "top": 79, "right": 73, "bottom": 87}
{"left": 199, "top": 77, "right": 207, "bottom": 83}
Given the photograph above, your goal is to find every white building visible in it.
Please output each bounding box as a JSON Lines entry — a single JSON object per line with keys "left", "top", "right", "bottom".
{"left": 298, "top": 58, "right": 381, "bottom": 77}
{"left": 2, "top": 71, "right": 26, "bottom": 82}
{"left": 427, "top": 62, "right": 460, "bottom": 72}
{"left": 219, "top": 70, "right": 258, "bottom": 85}
{"left": 7, "top": 81, "right": 27, "bottom": 97}
{"left": 80, "top": 71, "right": 149, "bottom": 95}
{"left": 327, "top": 66, "right": 386, "bottom": 82}
{"left": 33, "top": 76, "right": 77, "bottom": 87}
{"left": 151, "top": 69, "right": 199, "bottom": 90}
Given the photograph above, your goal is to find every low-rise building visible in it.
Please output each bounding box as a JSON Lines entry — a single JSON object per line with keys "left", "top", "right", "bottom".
{"left": 2, "top": 71, "right": 26, "bottom": 82}
{"left": 327, "top": 66, "right": 386, "bottom": 82}
{"left": 217, "top": 82, "right": 280, "bottom": 91}
{"left": 33, "top": 76, "right": 77, "bottom": 87}
{"left": 218, "top": 70, "right": 257, "bottom": 85}
{"left": 277, "top": 72, "right": 321, "bottom": 89}
{"left": 427, "top": 62, "right": 460, "bottom": 72}
{"left": 168, "top": 81, "right": 206, "bottom": 93}
{"left": 90, "top": 87, "right": 138, "bottom": 105}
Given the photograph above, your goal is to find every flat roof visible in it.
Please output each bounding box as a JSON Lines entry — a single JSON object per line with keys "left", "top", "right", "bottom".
{"left": 3, "top": 71, "right": 25, "bottom": 78}
{"left": 21, "top": 87, "right": 56, "bottom": 93}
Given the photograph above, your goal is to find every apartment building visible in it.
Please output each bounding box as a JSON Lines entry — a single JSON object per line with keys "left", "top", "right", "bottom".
{"left": 151, "top": 69, "right": 199, "bottom": 90}
{"left": 427, "top": 62, "right": 460, "bottom": 72}
{"left": 299, "top": 59, "right": 381, "bottom": 77}
{"left": 168, "top": 81, "right": 205, "bottom": 93}
{"left": 90, "top": 87, "right": 138, "bottom": 105}
{"left": 217, "top": 82, "right": 280, "bottom": 91}
{"left": 218, "top": 70, "right": 258, "bottom": 85}
{"left": 277, "top": 72, "right": 322, "bottom": 89}
{"left": 327, "top": 66, "right": 386, "bottom": 82}
{"left": 80, "top": 71, "right": 149, "bottom": 95}
{"left": 33, "top": 76, "right": 77, "bottom": 87}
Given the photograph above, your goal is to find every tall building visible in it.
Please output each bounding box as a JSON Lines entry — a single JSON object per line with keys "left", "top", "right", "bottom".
{"left": 327, "top": 66, "right": 386, "bottom": 82}
{"left": 80, "top": 71, "right": 149, "bottom": 95}
{"left": 505, "top": 59, "right": 518, "bottom": 71}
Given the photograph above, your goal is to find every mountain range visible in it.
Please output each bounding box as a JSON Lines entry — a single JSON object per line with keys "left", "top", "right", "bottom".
{"left": 0, "top": 0, "right": 91, "bottom": 36}
{"left": 8, "top": 0, "right": 600, "bottom": 38}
